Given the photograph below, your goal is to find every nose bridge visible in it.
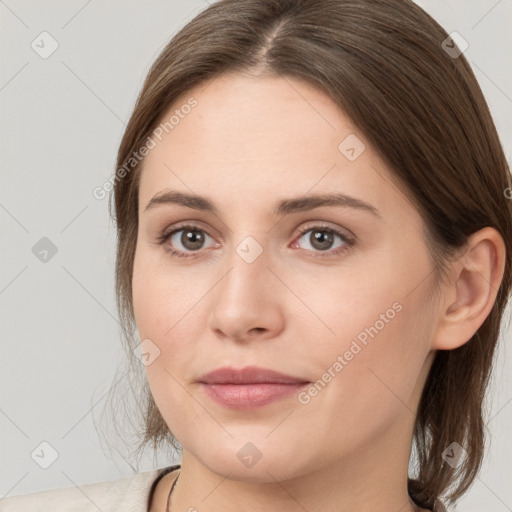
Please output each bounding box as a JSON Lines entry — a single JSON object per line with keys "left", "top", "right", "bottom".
{"left": 222, "top": 233, "right": 271, "bottom": 299}
{"left": 234, "top": 233, "right": 267, "bottom": 268}
{"left": 207, "top": 231, "right": 283, "bottom": 339}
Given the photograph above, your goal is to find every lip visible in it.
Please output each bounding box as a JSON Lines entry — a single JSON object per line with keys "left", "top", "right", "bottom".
{"left": 198, "top": 366, "right": 310, "bottom": 410}
{"left": 198, "top": 365, "right": 309, "bottom": 385}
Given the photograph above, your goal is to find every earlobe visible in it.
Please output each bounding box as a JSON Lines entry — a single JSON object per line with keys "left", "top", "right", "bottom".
{"left": 432, "top": 227, "right": 506, "bottom": 351}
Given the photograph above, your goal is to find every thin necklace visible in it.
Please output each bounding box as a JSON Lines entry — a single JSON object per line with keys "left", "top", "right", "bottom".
{"left": 166, "top": 472, "right": 180, "bottom": 512}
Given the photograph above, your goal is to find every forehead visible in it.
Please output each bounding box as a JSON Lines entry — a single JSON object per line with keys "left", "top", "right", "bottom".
{"left": 138, "top": 72, "right": 414, "bottom": 220}
{"left": 145, "top": 72, "right": 349, "bottom": 160}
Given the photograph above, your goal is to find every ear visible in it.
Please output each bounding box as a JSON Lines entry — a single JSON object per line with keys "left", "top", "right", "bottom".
{"left": 432, "top": 227, "right": 506, "bottom": 350}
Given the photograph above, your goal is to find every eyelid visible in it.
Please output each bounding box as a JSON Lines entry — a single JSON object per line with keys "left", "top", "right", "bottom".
{"left": 294, "top": 220, "right": 355, "bottom": 240}
{"left": 156, "top": 219, "right": 356, "bottom": 258}
{"left": 158, "top": 219, "right": 220, "bottom": 241}
{"left": 160, "top": 219, "right": 353, "bottom": 240}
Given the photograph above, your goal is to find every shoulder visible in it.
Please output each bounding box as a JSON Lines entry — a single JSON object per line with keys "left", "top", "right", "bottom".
{"left": 0, "top": 469, "right": 164, "bottom": 512}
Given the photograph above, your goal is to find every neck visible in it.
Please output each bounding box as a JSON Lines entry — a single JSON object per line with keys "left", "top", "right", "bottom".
{"left": 168, "top": 411, "right": 428, "bottom": 512}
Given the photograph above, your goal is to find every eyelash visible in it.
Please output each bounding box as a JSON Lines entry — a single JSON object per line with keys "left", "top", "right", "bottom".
{"left": 155, "top": 223, "right": 355, "bottom": 259}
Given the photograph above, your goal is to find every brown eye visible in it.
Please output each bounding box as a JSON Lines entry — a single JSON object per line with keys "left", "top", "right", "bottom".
{"left": 293, "top": 225, "right": 355, "bottom": 258}
{"left": 307, "top": 229, "right": 336, "bottom": 251}
{"left": 176, "top": 228, "right": 206, "bottom": 251}
{"left": 157, "top": 224, "right": 218, "bottom": 258}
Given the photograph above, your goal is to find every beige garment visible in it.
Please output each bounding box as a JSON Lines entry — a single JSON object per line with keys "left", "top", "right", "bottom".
{"left": 1, "top": 469, "right": 450, "bottom": 512}
{"left": 0, "top": 469, "right": 163, "bottom": 512}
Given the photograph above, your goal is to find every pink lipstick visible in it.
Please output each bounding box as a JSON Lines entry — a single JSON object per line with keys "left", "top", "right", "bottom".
{"left": 198, "top": 366, "right": 310, "bottom": 410}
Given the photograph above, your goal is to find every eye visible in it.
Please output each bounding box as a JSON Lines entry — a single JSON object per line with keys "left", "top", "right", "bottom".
{"left": 291, "top": 224, "right": 355, "bottom": 257}
{"left": 156, "top": 222, "right": 355, "bottom": 259}
{"left": 156, "top": 224, "right": 218, "bottom": 258}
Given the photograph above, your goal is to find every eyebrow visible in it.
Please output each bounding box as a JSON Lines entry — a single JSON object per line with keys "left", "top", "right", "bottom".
{"left": 143, "top": 190, "right": 381, "bottom": 218}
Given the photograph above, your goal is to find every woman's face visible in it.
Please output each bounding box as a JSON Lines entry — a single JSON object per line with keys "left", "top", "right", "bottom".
{"left": 133, "top": 71, "right": 438, "bottom": 482}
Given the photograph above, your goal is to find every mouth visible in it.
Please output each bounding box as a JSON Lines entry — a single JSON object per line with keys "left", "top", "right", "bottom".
{"left": 197, "top": 366, "right": 310, "bottom": 409}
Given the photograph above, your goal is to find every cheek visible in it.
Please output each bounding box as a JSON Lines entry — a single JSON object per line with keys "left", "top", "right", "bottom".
{"left": 293, "top": 297, "right": 432, "bottom": 455}
{"left": 132, "top": 253, "right": 207, "bottom": 430}
{"left": 291, "top": 246, "right": 433, "bottom": 420}
{"left": 132, "top": 246, "right": 203, "bottom": 341}
{"left": 132, "top": 248, "right": 213, "bottom": 393}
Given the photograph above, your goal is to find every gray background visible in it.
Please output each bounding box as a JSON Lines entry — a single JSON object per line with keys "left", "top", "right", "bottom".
{"left": 1, "top": 1, "right": 511, "bottom": 511}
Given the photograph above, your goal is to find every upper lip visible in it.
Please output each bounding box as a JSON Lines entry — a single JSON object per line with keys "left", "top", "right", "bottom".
{"left": 198, "top": 366, "right": 310, "bottom": 385}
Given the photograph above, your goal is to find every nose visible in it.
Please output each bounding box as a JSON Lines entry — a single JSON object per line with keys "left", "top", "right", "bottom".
{"left": 208, "top": 239, "right": 285, "bottom": 343}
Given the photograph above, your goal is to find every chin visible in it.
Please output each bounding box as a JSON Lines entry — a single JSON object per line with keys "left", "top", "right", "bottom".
{"left": 185, "top": 436, "right": 316, "bottom": 484}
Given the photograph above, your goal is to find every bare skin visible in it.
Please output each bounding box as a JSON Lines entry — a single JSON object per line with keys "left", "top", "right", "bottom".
{"left": 135, "top": 71, "right": 506, "bottom": 512}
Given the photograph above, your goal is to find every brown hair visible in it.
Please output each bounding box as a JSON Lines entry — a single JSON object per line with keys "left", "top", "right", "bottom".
{"left": 105, "top": 0, "right": 512, "bottom": 508}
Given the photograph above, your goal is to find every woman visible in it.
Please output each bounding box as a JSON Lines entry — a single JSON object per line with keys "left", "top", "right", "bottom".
{"left": 2, "top": 0, "right": 510, "bottom": 511}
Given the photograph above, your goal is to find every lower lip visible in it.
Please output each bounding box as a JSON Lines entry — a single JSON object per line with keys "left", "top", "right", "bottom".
{"left": 200, "top": 382, "right": 309, "bottom": 409}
